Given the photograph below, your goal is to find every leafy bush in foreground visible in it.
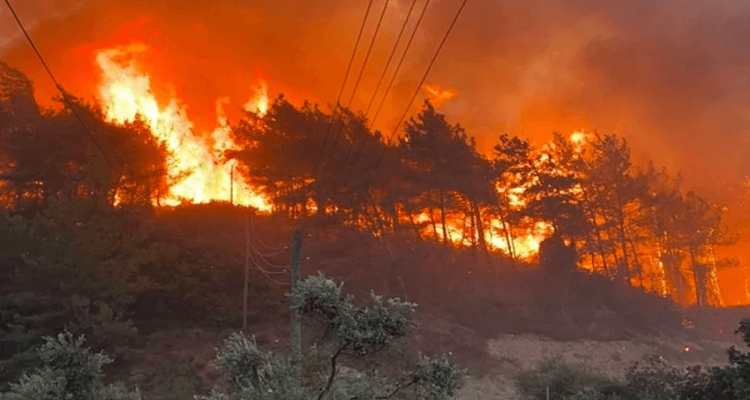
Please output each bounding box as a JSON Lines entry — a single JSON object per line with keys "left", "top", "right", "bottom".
{"left": 0, "top": 294, "right": 43, "bottom": 391}
{"left": 516, "top": 319, "right": 750, "bottom": 400}
{"left": 199, "top": 272, "right": 467, "bottom": 400}
{"left": 0, "top": 330, "right": 140, "bottom": 400}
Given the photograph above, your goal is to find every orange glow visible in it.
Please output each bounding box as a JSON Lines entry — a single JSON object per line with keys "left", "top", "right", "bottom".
{"left": 96, "top": 44, "right": 270, "bottom": 210}
{"left": 421, "top": 83, "right": 458, "bottom": 108}
{"left": 569, "top": 130, "right": 591, "bottom": 151}
{"left": 413, "top": 208, "right": 552, "bottom": 260}
{"left": 244, "top": 80, "right": 269, "bottom": 116}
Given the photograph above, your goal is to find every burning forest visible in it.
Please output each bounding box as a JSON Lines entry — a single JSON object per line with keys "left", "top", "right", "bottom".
{"left": 3, "top": 0, "right": 750, "bottom": 397}
{"left": 0, "top": 41, "right": 740, "bottom": 307}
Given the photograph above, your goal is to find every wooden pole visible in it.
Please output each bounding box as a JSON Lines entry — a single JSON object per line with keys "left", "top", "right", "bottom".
{"left": 243, "top": 212, "right": 250, "bottom": 331}
{"left": 290, "top": 229, "right": 302, "bottom": 381}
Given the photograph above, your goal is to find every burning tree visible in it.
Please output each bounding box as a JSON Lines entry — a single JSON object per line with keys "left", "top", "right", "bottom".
{"left": 0, "top": 60, "right": 172, "bottom": 212}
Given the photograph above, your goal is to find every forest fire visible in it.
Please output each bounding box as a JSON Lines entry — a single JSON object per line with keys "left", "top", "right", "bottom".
{"left": 0, "top": 0, "right": 744, "bottom": 307}
{"left": 95, "top": 45, "right": 270, "bottom": 210}
{"left": 89, "top": 44, "right": 552, "bottom": 260}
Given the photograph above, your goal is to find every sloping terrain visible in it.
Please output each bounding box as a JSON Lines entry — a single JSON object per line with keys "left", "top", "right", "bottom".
{"left": 103, "top": 207, "right": 749, "bottom": 399}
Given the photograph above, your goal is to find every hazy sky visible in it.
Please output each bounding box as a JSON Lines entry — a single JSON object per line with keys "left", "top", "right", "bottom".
{"left": 1, "top": 0, "right": 749, "bottom": 202}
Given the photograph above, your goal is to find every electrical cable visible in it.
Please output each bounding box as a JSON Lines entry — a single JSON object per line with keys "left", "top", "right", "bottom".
{"left": 3, "top": 0, "right": 110, "bottom": 172}
{"left": 339, "top": 0, "right": 420, "bottom": 169}
{"left": 325, "top": 0, "right": 392, "bottom": 165}
{"left": 372, "top": 0, "right": 469, "bottom": 172}
{"left": 315, "top": 0, "right": 376, "bottom": 172}
{"left": 343, "top": 0, "right": 432, "bottom": 170}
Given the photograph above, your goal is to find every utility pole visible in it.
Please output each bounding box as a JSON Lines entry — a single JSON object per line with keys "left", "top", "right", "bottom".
{"left": 290, "top": 229, "right": 302, "bottom": 381}
{"left": 243, "top": 211, "right": 251, "bottom": 331}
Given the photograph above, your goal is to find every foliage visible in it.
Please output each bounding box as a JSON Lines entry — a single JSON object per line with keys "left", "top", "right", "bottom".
{"left": 687, "top": 319, "right": 750, "bottom": 399}
{"left": 514, "top": 358, "right": 621, "bottom": 400}
{"left": 65, "top": 295, "right": 139, "bottom": 350}
{"left": 414, "top": 355, "right": 469, "bottom": 400}
{"left": 0, "top": 294, "right": 43, "bottom": 391}
{"left": 0, "top": 60, "right": 171, "bottom": 212}
{"left": 2, "top": 59, "right": 740, "bottom": 307}
{"left": 624, "top": 355, "right": 708, "bottom": 400}
{"left": 0, "top": 330, "right": 140, "bottom": 400}
{"left": 202, "top": 274, "right": 466, "bottom": 400}
{"left": 4, "top": 198, "right": 154, "bottom": 309}
{"left": 564, "top": 319, "right": 750, "bottom": 400}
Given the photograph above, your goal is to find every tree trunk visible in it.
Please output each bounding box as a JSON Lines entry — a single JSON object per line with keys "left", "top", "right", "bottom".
{"left": 580, "top": 188, "right": 610, "bottom": 277}
{"left": 368, "top": 193, "right": 386, "bottom": 236}
{"left": 439, "top": 189, "right": 449, "bottom": 246}
{"left": 629, "top": 240, "right": 645, "bottom": 289}
{"left": 468, "top": 202, "right": 477, "bottom": 248}
{"left": 474, "top": 201, "right": 488, "bottom": 252}
{"left": 408, "top": 212, "right": 422, "bottom": 240}
{"left": 496, "top": 205, "right": 516, "bottom": 269}
{"left": 689, "top": 247, "right": 705, "bottom": 306}
{"left": 617, "top": 204, "right": 631, "bottom": 284}
{"left": 430, "top": 207, "right": 439, "bottom": 242}
{"left": 391, "top": 202, "right": 401, "bottom": 235}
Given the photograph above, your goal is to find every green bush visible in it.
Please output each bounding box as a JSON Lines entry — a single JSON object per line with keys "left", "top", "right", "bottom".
{"left": 0, "top": 294, "right": 43, "bottom": 391}
{"left": 624, "top": 355, "right": 708, "bottom": 400}
{"left": 199, "top": 273, "right": 467, "bottom": 400}
{"left": 685, "top": 319, "right": 750, "bottom": 400}
{"left": 0, "top": 330, "right": 140, "bottom": 400}
{"left": 1, "top": 198, "right": 155, "bottom": 324}
{"left": 65, "top": 294, "right": 138, "bottom": 351}
{"left": 514, "top": 358, "right": 623, "bottom": 400}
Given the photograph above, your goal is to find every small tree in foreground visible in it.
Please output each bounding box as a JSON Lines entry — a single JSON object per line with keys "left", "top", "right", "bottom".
{"left": 199, "top": 273, "right": 467, "bottom": 400}
{"left": 0, "top": 330, "right": 140, "bottom": 400}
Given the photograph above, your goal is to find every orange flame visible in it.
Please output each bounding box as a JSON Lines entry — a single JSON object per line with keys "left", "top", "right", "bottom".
{"left": 244, "top": 80, "right": 269, "bottom": 116}
{"left": 96, "top": 44, "right": 270, "bottom": 210}
{"left": 421, "top": 83, "right": 458, "bottom": 108}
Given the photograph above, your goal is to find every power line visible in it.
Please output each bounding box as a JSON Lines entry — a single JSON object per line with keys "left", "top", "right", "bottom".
{"left": 324, "top": 0, "right": 392, "bottom": 165}
{"left": 339, "top": 0, "right": 418, "bottom": 168}
{"left": 344, "top": 0, "right": 391, "bottom": 111}
{"left": 315, "top": 0, "right": 376, "bottom": 172}
{"left": 372, "top": 0, "right": 469, "bottom": 171}
{"left": 364, "top": 0, "right": 419, "bottom": 117}
{"left": 346, "top": 0, "right": 430, "bottom": 170}
{"left": 3, "top": 0, "right": 110, "bottom": 172}
{"left": 368, "top": 0, "right": 432, "bottom": 131}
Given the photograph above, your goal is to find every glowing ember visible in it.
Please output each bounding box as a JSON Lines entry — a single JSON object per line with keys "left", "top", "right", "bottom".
{"left": 95, "top": 45, "right": 270, "bottom": 210}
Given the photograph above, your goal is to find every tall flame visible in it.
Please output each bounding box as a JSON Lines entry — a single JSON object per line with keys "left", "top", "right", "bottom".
{"left": 244, "top": 80, "right": 269, "bottom": 115}
{"left": 96, "top": 45, "right": 270, "bottom": 210}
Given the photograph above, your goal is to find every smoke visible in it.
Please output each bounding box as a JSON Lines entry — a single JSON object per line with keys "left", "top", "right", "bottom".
{"left": 1, "top": 0, "right": 749, "bottom": 201}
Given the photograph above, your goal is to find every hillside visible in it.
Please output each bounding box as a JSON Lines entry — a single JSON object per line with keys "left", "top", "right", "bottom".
{"left": 92, "top": 204, "right": 750, "bottom": 399}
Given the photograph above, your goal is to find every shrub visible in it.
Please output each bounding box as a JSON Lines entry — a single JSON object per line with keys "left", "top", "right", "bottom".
{"left": 624, "top": 355, "right": 708, "bottom": 400}
{"left": 0, "top": 330, "right": 140, "bottom": 400}
{"left": 687, "top": 319, "right": 750, "bottom": 400}
{"left": 65, "top": 295, "right": 138, "bottom": 351}
{"left": 199, "top": 273, "right": 467, "bottom": 400}
{"left": 0, "top": 294, "right": 43, "bottom": 391}
{"left": 514, "top": 358, "right": 622, "bottom": 400}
